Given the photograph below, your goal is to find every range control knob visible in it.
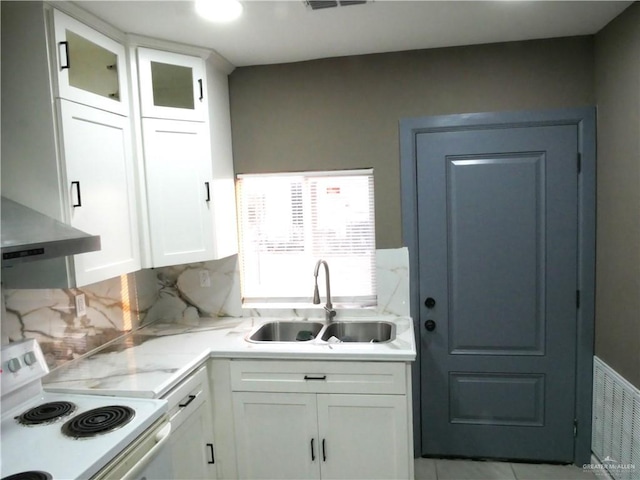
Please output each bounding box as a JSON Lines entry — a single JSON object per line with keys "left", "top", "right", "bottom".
{"left": 23, "top": 351, "right": 37, "bottom": 366}
{"left": 7, "top": 357, "right": 22, "bottom": 372}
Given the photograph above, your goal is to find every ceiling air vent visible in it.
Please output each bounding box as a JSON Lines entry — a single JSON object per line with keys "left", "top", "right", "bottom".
{"left": 305, "top": 0, "right": 369, "bottom": 11}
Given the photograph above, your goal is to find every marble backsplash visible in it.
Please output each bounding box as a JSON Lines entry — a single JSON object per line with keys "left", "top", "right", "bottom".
{"left": 3, "top": 275, "right": 137, "bottom": 368}
{"left": 242, "top": 247, "right": 410, "bottom": 320}
{"left": 1, "top": 247, "right": 409, "bottom": 369}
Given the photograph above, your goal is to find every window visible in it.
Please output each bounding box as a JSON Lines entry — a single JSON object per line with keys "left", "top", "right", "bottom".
{"left": 236, "top": 169, "right": 376, "bottom": 307}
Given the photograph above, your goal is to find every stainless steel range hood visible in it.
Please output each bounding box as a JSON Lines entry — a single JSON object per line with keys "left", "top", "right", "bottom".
{"left": 1, "top": 197, "right": 101, "bottom": 266}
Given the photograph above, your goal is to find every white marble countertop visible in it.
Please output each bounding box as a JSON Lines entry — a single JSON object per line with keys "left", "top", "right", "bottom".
{"left": 43, "top": 316, "right": 416, "bottom": 399}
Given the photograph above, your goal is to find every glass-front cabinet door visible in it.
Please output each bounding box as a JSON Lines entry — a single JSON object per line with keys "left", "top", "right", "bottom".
{"left": 137, "top": 48, "right": 207, "bottom": 121}
{"left": 52, "top": 9, "right": 128, "bottom": 116}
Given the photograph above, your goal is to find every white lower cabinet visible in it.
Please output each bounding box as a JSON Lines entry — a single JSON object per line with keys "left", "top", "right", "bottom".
{"left": 158, "top": 365, "right": 217, "bottom": 480}
{"left": 167, "top": 400, "right": 216, "bottom": 479}
{"left": 231, "top": 360, "right": 412, "bottom": 480}
{"left": 234, "top": 392, "right": 320, "bottom": 480}
{"left": 317, "top": 394, "right": 410, "bottom": 480}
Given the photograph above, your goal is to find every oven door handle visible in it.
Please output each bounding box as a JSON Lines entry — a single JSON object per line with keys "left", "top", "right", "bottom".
{"left": 121, "top": 423, "right": 172, "bottom": 480}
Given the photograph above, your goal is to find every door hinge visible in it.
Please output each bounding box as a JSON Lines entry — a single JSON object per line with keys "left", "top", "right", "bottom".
{"left": 576, "top": 290, "right": 580, "bottom": 309}
{"left": 577, "top": 153, "right": 582, "bottom": 174}
{"left": 574, "top": 419, "right": 578, "bottom": 437}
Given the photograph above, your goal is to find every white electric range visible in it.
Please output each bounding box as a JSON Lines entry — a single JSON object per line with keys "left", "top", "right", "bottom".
{"left": 0, "top": 339, "right": 169, "bottom": 480}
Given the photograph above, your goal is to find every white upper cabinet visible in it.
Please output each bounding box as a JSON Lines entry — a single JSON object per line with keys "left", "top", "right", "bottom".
{"left": 52, "top": 9, "right": 129, "bottom": 116}
{"left": 1, "top": 3, "right": 237, "bottom": 285}
{"left": 142, "top": 118, "right": 215, "bottom": 267}
{"left": 137, "top": 48, "right": 207, "bottom": 121}
{"left": 135, "top": 47, "right": 237, "bottom": 268}
{"left": 1, "top": 2, "right": 140, "bottom": 288}
{"left": 203, "top": 59, "right": 239, "bottom": 260}
{"left": 60, "top": 100, "right": 140, "bottom": 285}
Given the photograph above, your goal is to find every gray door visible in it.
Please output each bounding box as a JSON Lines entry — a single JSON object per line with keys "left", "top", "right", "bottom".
{"left": 418, "top": 124, "right": 578, "bottom": 461}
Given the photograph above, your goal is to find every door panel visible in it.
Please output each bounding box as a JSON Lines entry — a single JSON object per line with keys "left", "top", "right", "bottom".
{"left": 317, "top": 394, "right": 410, "bottom": 480}
{"left": 232, "top": 392, "right": 320, "bottom": 480}
{"left": 449, "top": 372, "right": 545, "bottom": 427}
{"left": 418, "top": 125, "right": 578, "bottom": 461}
{"left": 448, "top": 155, "right": 545, "bottom": 355}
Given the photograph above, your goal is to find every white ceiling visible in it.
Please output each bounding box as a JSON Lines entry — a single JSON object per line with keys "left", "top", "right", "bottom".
{"left": 74, "top": 0, "right": 633, "bottom": 67}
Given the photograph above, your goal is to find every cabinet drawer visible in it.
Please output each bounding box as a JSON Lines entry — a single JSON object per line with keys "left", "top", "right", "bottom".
{"left": 230, "top": 360, "right": 406, "bottom": 395}
{"left": 163, "top": 365, "right": 208, "bottom": 431}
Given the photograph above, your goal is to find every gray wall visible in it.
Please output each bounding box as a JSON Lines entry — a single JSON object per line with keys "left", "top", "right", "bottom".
{"left": 229, "top": 36, "right": 595, "bottom": 248}
{"left": 229, "top": 9, "right": 640, "bottom": 388}
{"left": 594, "top": 3, "right": 640, "bottom": 389}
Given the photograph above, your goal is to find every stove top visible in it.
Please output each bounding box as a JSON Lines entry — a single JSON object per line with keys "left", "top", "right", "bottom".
{"left": 1, "top": 339, "right": 167, "bottom": 480}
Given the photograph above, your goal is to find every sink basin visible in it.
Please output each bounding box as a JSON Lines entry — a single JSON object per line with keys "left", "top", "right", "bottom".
{"left": 247, "top": 321, "right": 324, "bottom": 343}
{"left": 320, "top": 321, "right": 396, "bottom": 343}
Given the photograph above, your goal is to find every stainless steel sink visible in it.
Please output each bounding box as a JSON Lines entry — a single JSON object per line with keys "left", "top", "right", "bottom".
{"left": 320, "top": 321, "right": 396, "bottom": 343}
{"left": 247, "top": 321, "right": 324, "bottom": 343}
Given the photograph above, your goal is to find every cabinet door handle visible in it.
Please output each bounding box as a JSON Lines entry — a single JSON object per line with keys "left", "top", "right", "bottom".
{"left": 310, "top": 438, "right": 316, "bottom": 461}
{"left": 205, "top": 182, "right": 211, "bottom": 202}
{"left": 206, "top": 443, "right": 215, "bottom": 464}
{"left": 198, "top": 79, "right": 204, "bottom": 101}
{"left": 59, "top": 41, "right": 70, "bottom": 70}
{"left": 178, "top": 394, "right": 196, "bottom": 408}
{"left": 71, "top": 181, "right": 82, "bottom": 207}
{"left": 304, "top": 375, "right": 326, "bottom": 381}
{"left": 322, "top": 439, "right": 327, "bottom": 462}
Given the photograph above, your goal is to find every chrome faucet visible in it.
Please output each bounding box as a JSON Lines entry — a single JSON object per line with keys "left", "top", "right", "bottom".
{"left": 313, "top": 259, "right": 337, "bottom": 323}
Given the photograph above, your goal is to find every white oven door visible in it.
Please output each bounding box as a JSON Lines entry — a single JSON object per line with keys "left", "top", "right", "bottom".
{"left": 92, "top": 419, "right": 172, "bottom": 480}
{"left": 126, "top": 437, "right": 172, "bottom": 480}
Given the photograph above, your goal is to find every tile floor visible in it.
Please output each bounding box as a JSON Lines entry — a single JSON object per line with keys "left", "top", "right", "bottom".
{"left": 415, "top": 458, "right": 602, "bottom": 480}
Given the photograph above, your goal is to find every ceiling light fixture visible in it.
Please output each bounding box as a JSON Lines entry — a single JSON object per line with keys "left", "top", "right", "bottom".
{"left": 195, "top": 0, "right": 243, "bottom": 23}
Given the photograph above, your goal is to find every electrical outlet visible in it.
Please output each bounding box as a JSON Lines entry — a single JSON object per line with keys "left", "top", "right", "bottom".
{"left": 75, "top": 293, "right": 87, "bottom": 317}
{"left": 199, "top": 270, "right": 211, "bottom": 288}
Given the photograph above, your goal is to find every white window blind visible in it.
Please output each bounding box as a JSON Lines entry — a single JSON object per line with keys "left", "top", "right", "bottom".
{"left": 236, "top": 169, "right": 376, "bottom": 306}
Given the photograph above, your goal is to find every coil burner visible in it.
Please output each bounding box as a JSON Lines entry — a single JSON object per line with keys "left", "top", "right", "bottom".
{"left": 15, "top": 402, "right": 77, "bottom": 426}
{"left": 1, "top": 471, "right": 53, "bottom": 480}
{"left": 61, "top": 405, "right": 135, "bottom": 438}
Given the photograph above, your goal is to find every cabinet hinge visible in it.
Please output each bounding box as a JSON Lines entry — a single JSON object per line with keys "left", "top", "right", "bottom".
{"left": 574, "top": 419, "right": 578, "bottom": 437}
{"left": 577, "top": 153, "right": 582, "bottom": 174}
{"left": 576, "top": 290, "right": 580, "bottom": 309}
